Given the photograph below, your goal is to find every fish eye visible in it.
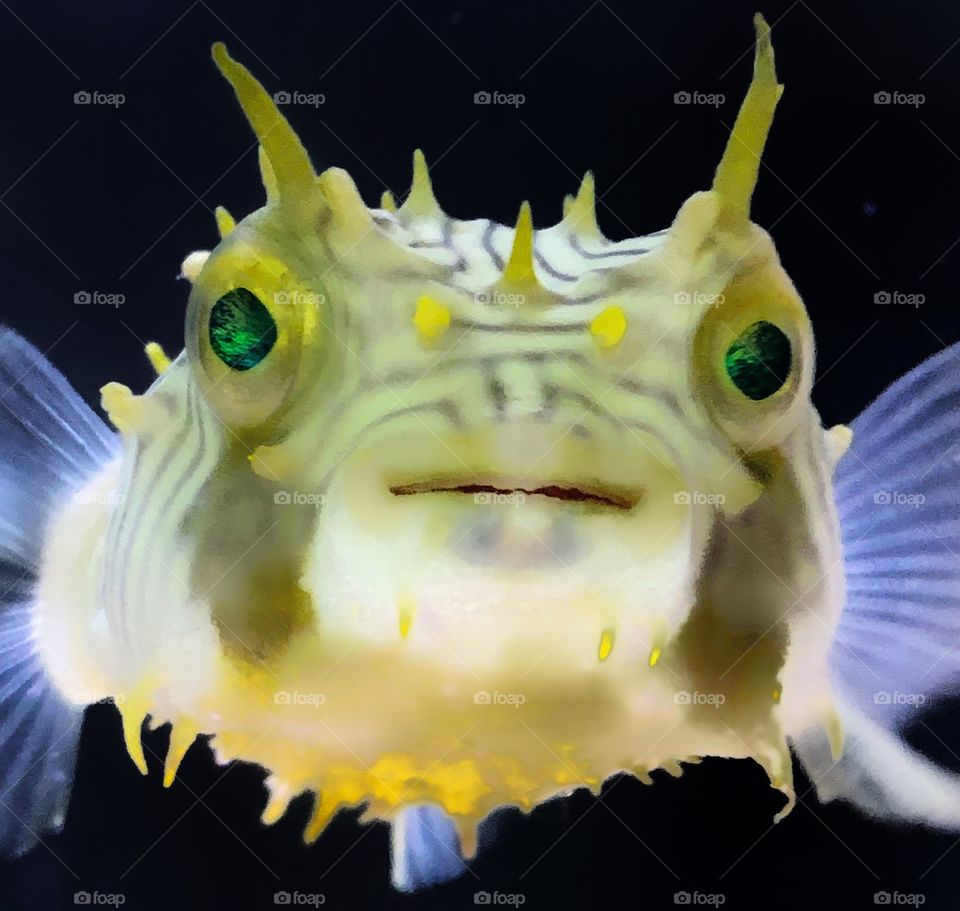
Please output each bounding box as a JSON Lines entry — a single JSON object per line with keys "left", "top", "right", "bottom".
{"left": 209, "top": 287, "right": 278, "bottom": 371}
{"left": 187, "top": 244, "right": 331, "bottom": 432}
{"left": 723, "top": 320, "right": 791, "bottom": 401}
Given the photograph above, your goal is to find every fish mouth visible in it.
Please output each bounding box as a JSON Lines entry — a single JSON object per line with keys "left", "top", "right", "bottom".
{"left": 388, "top": 478, "right": 642, "bottom": 511}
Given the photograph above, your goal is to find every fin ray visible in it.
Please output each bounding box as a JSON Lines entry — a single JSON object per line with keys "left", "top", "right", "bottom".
{"left": 796, "top": 341, "right": 960, "bottom": 827}
{"left": 0, "top": 328, "right": 117, "bottom": 855}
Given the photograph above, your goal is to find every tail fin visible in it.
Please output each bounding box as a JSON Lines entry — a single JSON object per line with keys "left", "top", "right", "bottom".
{"left": 794, "top": 341, "right": 960, "bottom": 826}
{"left": 0, "top": 328, "right": 117, "bottom": 854}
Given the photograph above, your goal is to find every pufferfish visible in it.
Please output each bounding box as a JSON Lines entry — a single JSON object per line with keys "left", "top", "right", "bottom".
{"left": 2, "top": 13, "right": 958, "bottom": 892}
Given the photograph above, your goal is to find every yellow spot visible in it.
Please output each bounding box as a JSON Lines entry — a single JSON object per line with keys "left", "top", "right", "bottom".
{"left": 590, "top": 305, "right": 627, "bottom": 349}
{"left": 551, "top": 746, "right": 599, "bottom": 789}
{"left": 398, "top": 598, "right": 415, "bottom": 640}
{"left": 215, "top": 205, "right": 236, "bottom": 238}
{"left": 145, "top": 342, "right": 171, "bottom": 375}
{"left": 598, "top": 628, "right": 615, "bottom": 662}
{"left": 380, "top": 190, "right": 397, "bottom": 212}
{"left": 502, "top": 201, "right": 536, "bottom": 287}
{"left": 413, "top": 294, "right": 451, "bottom": 344}
{"left": 648, "top": 646, "right": 661, "bottom": 667}
{"left": 771, "top": 688, "right": 781, "bottom": 704}
{"left": 163, "top": 719, "right": 199, "bottom": 788}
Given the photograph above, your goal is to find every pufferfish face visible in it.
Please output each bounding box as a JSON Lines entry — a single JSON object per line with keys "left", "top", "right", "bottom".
{"left": 184, "top": 155, "right": 814, "bottom": 681}
{"left": 164, "top": 30, "right": 821, "bottom": 830}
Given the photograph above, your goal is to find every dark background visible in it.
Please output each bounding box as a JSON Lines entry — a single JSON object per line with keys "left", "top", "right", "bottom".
{"left": 1, "top": 0, "right": 960, "bottom": 908}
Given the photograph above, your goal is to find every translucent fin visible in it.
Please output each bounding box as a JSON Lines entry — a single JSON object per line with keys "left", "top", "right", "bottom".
{"left": 0, "top": 602, "right": 83, "bottom": 856}
{"left": 390, "top": 804, "right": 467, "bottom": 892}
{"left": 0, "top": 328, "right": 117, "bottom": 854}
{"left": 0, "top": 329, "right": 117, "bottom": 567}
{"left": 795, "top": 341, "right": 960, "bottom": 825}
{"left": 795, "top": 703, "right": 960, "bottom": 827}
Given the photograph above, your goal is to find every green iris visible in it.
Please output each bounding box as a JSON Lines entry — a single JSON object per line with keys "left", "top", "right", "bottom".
{"left": 724, "top": 321, "right": 791, "bottom": 400}
{"left": 209, "top": 288, "right": 277, "bottom": 371}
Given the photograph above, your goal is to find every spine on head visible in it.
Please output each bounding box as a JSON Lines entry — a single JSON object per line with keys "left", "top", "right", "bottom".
{"left": 211, "top": 43, "right": 317, "bottom": 202}
{"left": 212, "top": 43, "right": 372, "bottom": 239}
{"left": 711, "top": 13, "right": 783, "bottom": 230}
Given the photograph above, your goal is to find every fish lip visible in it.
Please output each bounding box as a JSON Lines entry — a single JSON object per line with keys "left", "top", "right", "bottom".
{"left": 388, "top": 478, "right": 643, "bottom": 511}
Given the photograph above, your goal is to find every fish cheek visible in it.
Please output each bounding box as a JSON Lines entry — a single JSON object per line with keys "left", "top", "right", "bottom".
{"left": 186, "top": 446, "right": 318, "bottom": 661}
{"left": 672, "top": 446, "right": 827, "bottom": 742}
{"left": 672, "top": 584, "right": 788, "bottom": 737}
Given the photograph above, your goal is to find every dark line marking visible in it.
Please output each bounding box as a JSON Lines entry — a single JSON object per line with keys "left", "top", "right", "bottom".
{"left": 533, "top": 249, "right": 577, "bottom": 282}
{"left": 569, "top": 233, "right": 650, "bottom": 260}
{"left": 482, "top": 220, "right": 504, "bottom": 271}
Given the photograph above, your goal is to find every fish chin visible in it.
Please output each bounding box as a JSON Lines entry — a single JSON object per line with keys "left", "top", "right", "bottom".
{"left": 197, "top": 613, "right": 793, "bottom": 852}
{"left": 166, "top": 428, "right": 786, "bottom": 845}
{"left": 181, "top": 442, "right": 787, "bottom": 844}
